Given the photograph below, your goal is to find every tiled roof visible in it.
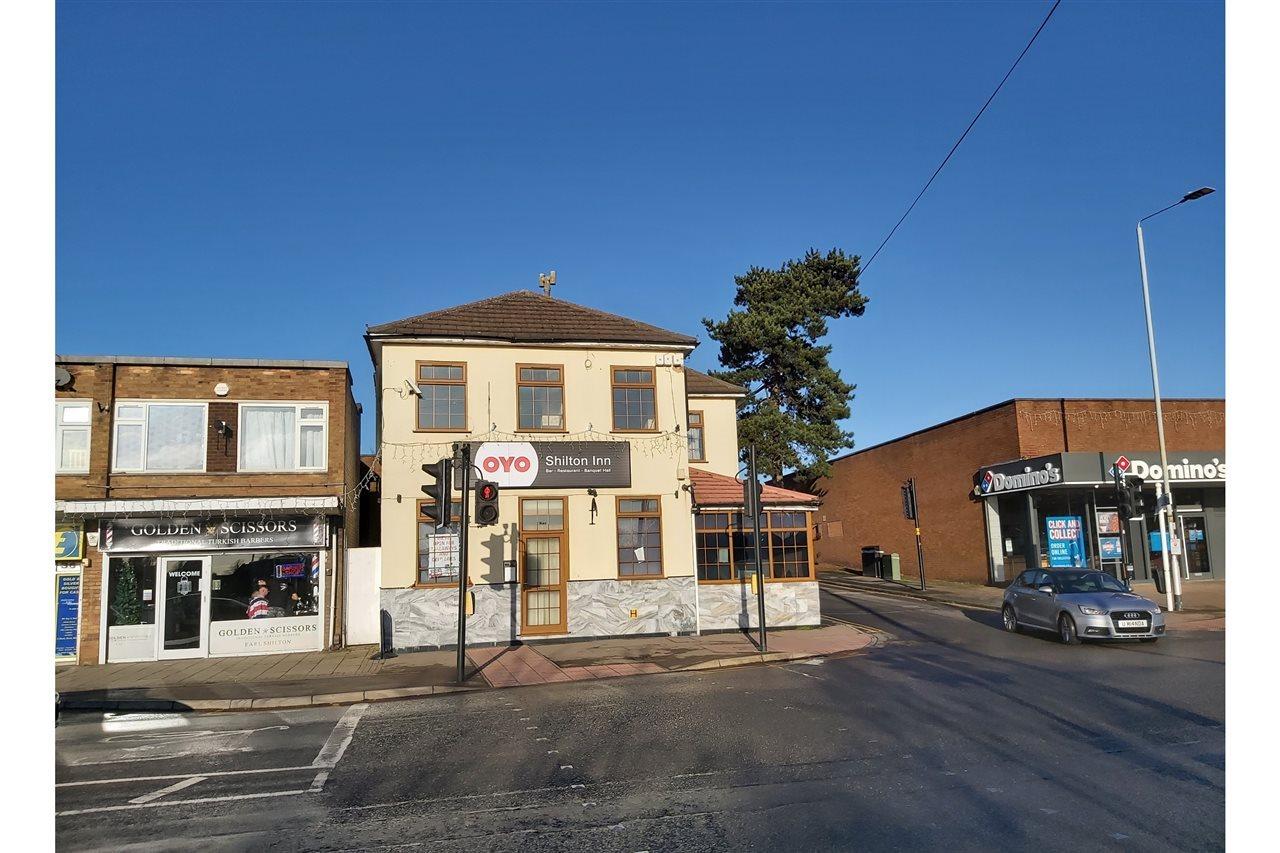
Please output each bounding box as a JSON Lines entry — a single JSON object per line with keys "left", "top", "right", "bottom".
{"left": 685, "top": 368, "right": 747, "bottom": 397}
{"left": 366, "top": 290, "right": 699, "bottom": 347}
{"left": 690, "top": 468, "right": 819, "bottom": 508}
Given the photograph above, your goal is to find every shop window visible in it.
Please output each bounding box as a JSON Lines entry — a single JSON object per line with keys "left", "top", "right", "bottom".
{"left": 107, "top": 556, "right": 157, "bottom": 628}
{"left": 56, "top": 401, "right": 91, "bottom": 474}
{"left": 209, "top": 551, "right": 321, "bottom": 620}
{"left": 113, "top": 402, "right": 207, "bottom": 472}
{"left": 418, "top": 499, "right": 463, "bottom": 585}
{"left": 695, "top": 511, "right": 814, "bottom": 582}
{"left": 611, "top": 368, "right": 657, "bottom": 431}
{"left": 695, "top": 512, "right": 732, "bottom": 580}
{"left": 239, "top": 403, "right": 328, "bottom": 471}
{"left": 687, "top": 411, "right": 706, "bottom": 461}
{"left": 517, "top": 365, "right": 565, "bottom": 431}
{"left": 617, "top": 497, "right": 663, "bottom": 577}
{"left": 416, "top": 362, "right": 466, "bottom": 430}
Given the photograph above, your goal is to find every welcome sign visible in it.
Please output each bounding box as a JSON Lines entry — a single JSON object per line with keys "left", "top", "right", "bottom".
{"left": 470, "top": 441, "right": 631, "bottom": 488}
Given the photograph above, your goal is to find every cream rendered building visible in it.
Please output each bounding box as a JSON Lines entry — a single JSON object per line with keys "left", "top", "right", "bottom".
{"left": 365, "top": 290, "right": 820, "bottom": 651}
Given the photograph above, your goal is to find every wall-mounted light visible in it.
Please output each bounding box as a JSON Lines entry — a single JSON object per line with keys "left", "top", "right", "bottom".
{"left": 587, "top": 488, "right": 598, "bottom": 525}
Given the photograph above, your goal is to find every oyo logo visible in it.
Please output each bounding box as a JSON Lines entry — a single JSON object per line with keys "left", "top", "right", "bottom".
{"left": 474, "top": 442, "right": 539, "bottom": 487}
{"left": 980, "top": 471, "right": 995, "bottom": 494}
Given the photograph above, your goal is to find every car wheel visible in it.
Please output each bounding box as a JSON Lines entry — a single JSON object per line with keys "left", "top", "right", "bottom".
{"left": 1002, "top": 605, "right": 1020, "bottom": 633}
{"left": 1058, "top": 613, "right": 1081, "bottom": 645}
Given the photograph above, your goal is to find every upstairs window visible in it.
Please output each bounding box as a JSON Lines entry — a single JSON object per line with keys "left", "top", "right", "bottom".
{"left": 113, "top": 402, "right": 206, "bottom": 473}
{"left": 239, "top": 403, "right": 328, "bottom": 471}
{"left": 687, "top": 410, "right": 706, "bottom": 461}
{"left": 611, "top": 367, "right": 657, "bottom": 431}
{"left": 56, "top": 401, "right": 92, "bottom": 474}
{"left": 517, "top": 365, "right": 565, "bottom": 431}
{"left": 417, "top": 362, "right": 466, "bottom": 430}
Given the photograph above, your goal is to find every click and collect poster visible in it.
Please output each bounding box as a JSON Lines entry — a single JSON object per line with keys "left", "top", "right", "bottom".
{"left": 1046, "top": 516, "right": 1086, "bottom": 568}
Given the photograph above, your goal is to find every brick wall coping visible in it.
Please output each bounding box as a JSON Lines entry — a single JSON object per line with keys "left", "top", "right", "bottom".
{"left": 56, "top": 355, "right": 348, "bottom": 369}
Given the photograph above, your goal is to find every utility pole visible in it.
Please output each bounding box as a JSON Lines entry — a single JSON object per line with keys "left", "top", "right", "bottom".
{"left": 453, "top": 442, "right": 472, "bottom": 683}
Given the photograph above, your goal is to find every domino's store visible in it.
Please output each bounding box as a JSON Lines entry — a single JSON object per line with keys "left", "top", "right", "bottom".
{"left": 974, "top": 451, "right": 1226, "bottom": 585}
{"left": 93, "top": 513, "right": 331, "bottom": 662}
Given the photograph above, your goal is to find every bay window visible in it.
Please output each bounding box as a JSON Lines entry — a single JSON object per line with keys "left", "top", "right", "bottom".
{"left": 695, "top": 511, "right": 814, "bottom": 582}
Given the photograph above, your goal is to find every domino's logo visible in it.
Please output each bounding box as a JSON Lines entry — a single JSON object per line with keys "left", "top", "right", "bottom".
{"left": 980, "top": 470, "right": 994, "bottom": 494}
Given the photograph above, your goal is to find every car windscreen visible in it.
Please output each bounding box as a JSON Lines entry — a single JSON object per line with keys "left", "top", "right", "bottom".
{"left": 1054, "top": 572, "right": 1127, "bottom": 593}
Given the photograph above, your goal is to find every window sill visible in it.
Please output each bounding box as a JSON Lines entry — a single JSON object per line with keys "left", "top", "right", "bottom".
{"left": 615, "top": 573, "right": 666, "bottom": 581}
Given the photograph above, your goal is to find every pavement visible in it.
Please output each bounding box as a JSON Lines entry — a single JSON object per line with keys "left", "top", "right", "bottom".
{"left": 55, "top": 623, "right": 874, "bottom": 712}
{"left": 818, "top": 568, "right": 1225, "bottom": 631}
{"left": 55, "top": 584, "right": 1224, "bottom": 851}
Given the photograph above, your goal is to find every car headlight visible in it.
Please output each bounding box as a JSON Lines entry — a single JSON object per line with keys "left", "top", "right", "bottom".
{"left": 1078, "top": 606, "right": 1106, "bottom": 616}
{"left": 1152, "top": 604, "right": 1161, "bottom": 614}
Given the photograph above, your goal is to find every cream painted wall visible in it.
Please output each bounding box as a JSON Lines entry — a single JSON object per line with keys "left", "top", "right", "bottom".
{"left": 689, "top": 396, "right": 741, "bottom": 477}
{"left": 375, "top": 341, "right": 696, "bottom": 589}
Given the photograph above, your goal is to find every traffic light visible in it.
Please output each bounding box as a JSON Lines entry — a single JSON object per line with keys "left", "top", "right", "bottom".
{"left": 474, "top": 480, "right": 500, "bottom": 526}
{"left": 743, "top": 476, "right": 763, "bottom": 518}
{"left": 421, "top": 458, "right": 453, "bottom": 526}
{"left": 1128, "top": 477, "right": 1147, "bottom": 516}
{"left": 901, "top": 481, "right": 918, "bottom": 521}
{"left": 1116, "top": 476, "right": 1134, "bottom": 519}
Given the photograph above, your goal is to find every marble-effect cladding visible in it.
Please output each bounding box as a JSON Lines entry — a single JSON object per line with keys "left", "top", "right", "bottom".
{"left": 567, "top": 577, "right": 698, "bottom": 637}
{"left": 696, "top": 581, "right": 821, "bottom": 631}
{"left": 380, "top": 577, "right": 819, "bottom": 649}
{"left": 381, "top": 585, "right": 519, "bottom": 650}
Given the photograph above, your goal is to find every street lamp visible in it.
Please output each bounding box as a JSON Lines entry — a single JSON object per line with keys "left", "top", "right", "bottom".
{"left": 1135, "top": 186, "right": 1216, "bottom": 613}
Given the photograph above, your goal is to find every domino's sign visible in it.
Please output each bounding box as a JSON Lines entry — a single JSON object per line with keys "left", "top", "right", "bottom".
{"left": 975, "top": 461, "right": 1062, "bottom": 496}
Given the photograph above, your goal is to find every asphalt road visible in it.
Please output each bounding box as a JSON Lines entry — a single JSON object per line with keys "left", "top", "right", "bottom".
{"left": 56, "top": 584, "right": 1224, "bottom": 851}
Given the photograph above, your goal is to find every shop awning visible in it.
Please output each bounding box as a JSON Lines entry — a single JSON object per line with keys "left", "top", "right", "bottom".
{"left": 55, "top": 496, "right": 341, "bottom": 516}
{"left": 689, "top": 468, "right": 820, "bottom": 510}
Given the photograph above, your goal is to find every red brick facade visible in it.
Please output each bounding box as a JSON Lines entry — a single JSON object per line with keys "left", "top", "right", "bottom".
{"left": 55, "top": 358, "right": 361, "bottom": 664}
{"left": 811, "top": 399, "right": 1225, "bottom": 584}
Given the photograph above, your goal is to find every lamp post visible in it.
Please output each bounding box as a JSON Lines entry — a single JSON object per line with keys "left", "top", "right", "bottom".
{"left": 1135, "top": 186, "right": 1215, "bottom": 613}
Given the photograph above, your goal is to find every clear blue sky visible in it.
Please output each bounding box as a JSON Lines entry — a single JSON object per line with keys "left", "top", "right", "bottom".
{"left": 56, "top": 1, "right": 1224, "bottom": 456}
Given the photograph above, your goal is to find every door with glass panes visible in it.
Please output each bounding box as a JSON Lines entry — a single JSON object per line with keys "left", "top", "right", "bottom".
{"left": 156, "top": 556, "right": 210, "bottom": 659}
{"left": 519, "top": 498, "right": 568, "bottom": 634}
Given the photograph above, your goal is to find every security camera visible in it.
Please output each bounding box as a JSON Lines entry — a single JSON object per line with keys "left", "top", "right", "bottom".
{"left": 404, "top": 379, "right": 422, "bottom": 398}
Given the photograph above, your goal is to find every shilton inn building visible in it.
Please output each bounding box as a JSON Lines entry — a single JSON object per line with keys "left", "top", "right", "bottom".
{"left": 366, "top": 290, "right": 821, "bottom": 651}
{"left": 809, "top": 397, "right": 1225, "bottom": 587}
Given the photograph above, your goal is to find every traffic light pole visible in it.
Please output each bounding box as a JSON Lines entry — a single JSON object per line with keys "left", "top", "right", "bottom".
{"left": 747, "top": 445, "right": 767, "bottom": 653}
{"left": 454, "top": 443, "right": 472, "bottom": 684}
{"left": 910, "top": 478, "right": 927, "bottom": 591}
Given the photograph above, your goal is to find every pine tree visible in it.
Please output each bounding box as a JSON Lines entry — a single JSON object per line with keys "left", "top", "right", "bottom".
{"left": 702, "top": 248, "right": 867, "bottom": 482}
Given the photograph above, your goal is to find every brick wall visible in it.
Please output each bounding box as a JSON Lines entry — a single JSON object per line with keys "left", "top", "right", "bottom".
{"left": 812, "top": 403, "right": 1022, "bottom": 584}
{"left": 810, "top": 398, "right": 1225, "bottom": 586}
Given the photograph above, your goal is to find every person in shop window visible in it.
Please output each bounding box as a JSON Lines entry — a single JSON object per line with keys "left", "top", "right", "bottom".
{"left": 247, "top": 580, "right": 271, "bottom": 619}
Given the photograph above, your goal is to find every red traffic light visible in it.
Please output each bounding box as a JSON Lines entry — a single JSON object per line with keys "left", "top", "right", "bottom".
{"left": 478, "top": 483, "right": 498, "bottom": 501}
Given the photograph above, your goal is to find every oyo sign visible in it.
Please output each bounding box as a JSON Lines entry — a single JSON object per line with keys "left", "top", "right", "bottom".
{"left": 976, "top": 461, "right": 1062, "bottom": 496}
{"left": 474, "top": 442, "right": 540, "bottom": 487}
{"left": 470, "top": 441, "right": 631, "bottom": 489}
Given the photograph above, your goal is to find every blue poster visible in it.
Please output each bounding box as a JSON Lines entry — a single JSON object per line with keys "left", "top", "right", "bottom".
{"left": 55, "top": 574, "right": 80, "bottom": 660}
{"left": 1149, "top": 531, "right": 1164, "bottom": 552}
{"left": 1046, "top": 516, "right": 1086, "bottom": 568}
{"left": 1098, "top": 536, "right": 1123, "bottom": 559}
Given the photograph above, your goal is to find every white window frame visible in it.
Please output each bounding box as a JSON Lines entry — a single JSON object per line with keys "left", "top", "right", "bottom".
{"left": 112, "top": 401, "right": 209, "bottom": 474}
{"left": 56, "top": 400, "right": 93, "bottom": 474}
{"left": 237, "top": 401, "right": 329, "bottom": 473}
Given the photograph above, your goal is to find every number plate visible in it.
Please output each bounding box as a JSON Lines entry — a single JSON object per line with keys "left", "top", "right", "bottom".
{"left": 1118, "top": 619, "right": 1147, "bottom": 628}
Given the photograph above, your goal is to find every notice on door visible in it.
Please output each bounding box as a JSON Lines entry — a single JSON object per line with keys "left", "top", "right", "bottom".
{"left": 209, "top": 616, "right": 321, "bottom": 656}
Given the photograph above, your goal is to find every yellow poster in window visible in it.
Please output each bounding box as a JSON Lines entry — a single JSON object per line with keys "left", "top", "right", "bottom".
{"left": 55, "top": 524, "right": 82, "bottom": 561}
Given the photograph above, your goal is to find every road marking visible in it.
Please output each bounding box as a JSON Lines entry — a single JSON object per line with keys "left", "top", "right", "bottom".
{"left": 128, "top": 775, "right": 206, "bottom": 804}
{"left": 56, "top": 787, "right": 308, "bottom": 817}
{"left": 57, "top": 764, "right": 325, "bottom": 787}
{"left": 309, "top": 701, "right": 368, "bottom": 793}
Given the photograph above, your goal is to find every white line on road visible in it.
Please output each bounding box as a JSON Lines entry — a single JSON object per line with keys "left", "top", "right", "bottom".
{"left": 128, "top": 775, "right": 206, "bottom": 804}
{"left": 56, "top": 788, "right": 310, "bottom": 817}
{"left": 308, "top": 701, "right": 368, "bottom": 793}
{"left": 56, "top": 764, "right": 325, "bottom": 787}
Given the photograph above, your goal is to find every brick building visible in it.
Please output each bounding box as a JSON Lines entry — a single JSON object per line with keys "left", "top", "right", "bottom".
{"left": 54, "top": 356, "right": 361, "bottom": 665}
{"left": 809, "top": 398, "right": 1225, "bottom": 586}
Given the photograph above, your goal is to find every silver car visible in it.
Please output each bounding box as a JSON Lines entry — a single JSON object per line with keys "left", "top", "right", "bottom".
{"left": 1002, "top": 569, "right": 1166, "bottom": 644}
